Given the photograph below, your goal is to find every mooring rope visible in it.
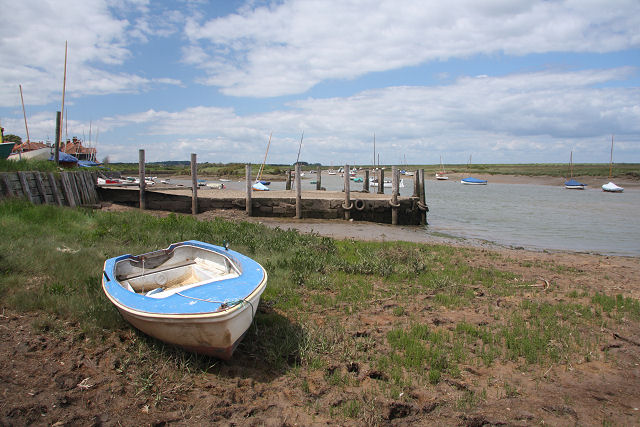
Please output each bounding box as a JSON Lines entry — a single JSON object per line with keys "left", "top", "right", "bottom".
{"left": 174, "top": 292, "right": 258, "bottom": 334}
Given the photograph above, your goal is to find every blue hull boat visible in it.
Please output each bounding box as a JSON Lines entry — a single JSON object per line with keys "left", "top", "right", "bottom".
{"left": 461, "top": 177, "right": 487, "bottom": 185}
{"left": 102, "top": 240, "right": 267, "bottom": 359}
{"left": 564, "top": 179, "right": 585, "bottom": 190}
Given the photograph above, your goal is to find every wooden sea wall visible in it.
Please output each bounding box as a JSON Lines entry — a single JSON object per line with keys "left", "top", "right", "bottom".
{"left": 0, "top": 171, "right": 100, "bottom": 207}
{"left": 98, "top": 187, "right": 425, "bottom": 225}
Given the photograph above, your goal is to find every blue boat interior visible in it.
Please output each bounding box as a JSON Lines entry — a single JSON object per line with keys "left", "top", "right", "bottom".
{"left": 103, "top": 241, "right": 266, "bottom": 315}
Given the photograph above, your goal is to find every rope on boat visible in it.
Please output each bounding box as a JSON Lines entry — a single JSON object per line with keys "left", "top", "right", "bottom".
{"left": 174, "top": 293, "right": 258, "bottom": 334}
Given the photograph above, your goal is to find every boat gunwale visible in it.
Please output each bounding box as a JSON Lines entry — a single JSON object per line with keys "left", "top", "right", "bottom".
{"left": 102, "top": 241, "right": 267, "bottom": 318}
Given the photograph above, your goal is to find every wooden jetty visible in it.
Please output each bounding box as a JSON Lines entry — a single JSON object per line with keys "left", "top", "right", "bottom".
{"left": 0, "top": 155, "right": 429, "bottom": 226}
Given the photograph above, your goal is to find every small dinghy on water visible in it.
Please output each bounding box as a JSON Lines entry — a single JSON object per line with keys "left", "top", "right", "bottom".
{"left": 102, "top": 241, "right": 267, "bottom": 359}
{"left": 461, "top": 177, "right": 487, "bottom": 185}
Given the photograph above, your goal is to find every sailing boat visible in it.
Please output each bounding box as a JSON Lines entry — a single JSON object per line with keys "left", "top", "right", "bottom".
{"left": 602, "top": 135, "right": 624, "bottom": 193}
{"left": 253, "top": 133, "right": 272, "bottom": 191}
{"left": 435, "top": 155, "right": 448, "bottom": 180}
{"left": 461, "top": 155, "right": 487, "bottom": 185}
{"left": 564, "top": 150, "right": 585, "bottom": 189}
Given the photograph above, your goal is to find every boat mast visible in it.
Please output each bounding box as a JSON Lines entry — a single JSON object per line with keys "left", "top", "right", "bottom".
{"left": 256, "top": 132, "right": 272, "bottom": 182}
{"left": 373, "top": 132, "right": 376, "bottom": 168}
{"left": 569, "top": 150, "right": 573, "bottom": 179}
{"left": 60, "top": 41, "right": 67, "bottom": 148}
{"left": 19, "top": 84, "right": 30, "bottom": 144}
{"left": 609, "top": 135, "right": 614, "bottom": 179}
{"left": 295, "top": 130, "right": 304, "bottom": 164}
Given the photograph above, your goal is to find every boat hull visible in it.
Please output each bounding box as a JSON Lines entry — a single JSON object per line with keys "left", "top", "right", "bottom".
{"left": 461, "top": 178, "right": 487, "bottom": 185}
{"left": 8, "top": 147, "right": 52, "bottom": 161}
{"left": 115, "top": 290, "right": 262, "bottom": 359}
{"left": 102, "top": 241, "right": 267, "bottom": 359}
{"left": 0, "top": 142, "right": 15, "bottom": 159}
{"left": 602, "top": 182, "right": 623, "bottom": 193}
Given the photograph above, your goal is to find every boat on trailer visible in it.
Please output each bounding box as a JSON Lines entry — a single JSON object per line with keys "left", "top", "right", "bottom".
{"left": 102, "top": 240, "right": 267, "bottom": 359}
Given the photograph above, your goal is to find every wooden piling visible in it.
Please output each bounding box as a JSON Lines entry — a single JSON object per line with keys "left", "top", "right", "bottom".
{"left": 363, "top": 170, "right": 370, "bottom": 192}
{"left": 286, "top": 168, "right": 292, "bottom": 190}
{"left": 191, "top": 153, "right": 198, "bottom": 215}
{"left": 245, "top": 164, "right": 252, "bottom": 216}
{"left": 391, "top": 166, "right": 399, "bottom": 225}
{"left": 138, "top": 149, "right": 145, "bottom": 210}
{"left": 419, "top": 168, "right": 427, "bottom": 225}
{"left": 413, "top": 169, "right": 419, "bottom": 197}
{"left": 316, "top": 168, "right": 322, "bottom": 190}
{"left": 344, "top": 164, "right": 351, "bottom": 220}
{"left": 377, "top": 168, "right": 384, "bottom": 194}
{"left": 295, "top": 163, "right": 302, "bottom": 219}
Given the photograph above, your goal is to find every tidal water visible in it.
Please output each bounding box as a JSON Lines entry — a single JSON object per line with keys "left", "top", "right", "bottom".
{"left": 183, "top": 174, "right": 640, "bottom": 256}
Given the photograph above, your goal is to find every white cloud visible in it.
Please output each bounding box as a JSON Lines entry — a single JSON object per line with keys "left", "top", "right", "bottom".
{"left": 81, "top": 67, "right": 639, "bottom": 163}
{"left": 0, "top": 0, "right": 180, "bottom": 107}
{"left": 184, "top": 0, "right": 640, "bottom": 97}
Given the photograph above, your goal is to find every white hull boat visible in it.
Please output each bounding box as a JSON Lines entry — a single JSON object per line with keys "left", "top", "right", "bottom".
{"left": 8, "top": 147, "right": 52, "bottom": 161}
{"left": 602, "top": 182, "right": 623, "bottom": 193}
{"left": 102, "top": 241, "right": 267, "bottom": 359}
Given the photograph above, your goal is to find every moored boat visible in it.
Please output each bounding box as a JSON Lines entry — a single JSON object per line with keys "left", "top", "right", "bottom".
{"left": 461, "top": 177, "right": 487, "bottom": 185}
{"left": 602, "top": 135, "right": 624, "bottom": 193}
{"left": 102, "top": 240, "right": 267, "bottom": 359}
{"left": 602, "top": 182, "right": 623, "bottom": 193}
{"left": 0, "top": 142, "right": 15, "bottom": 159}
{"left": 564, "top": 179, "right": 585, "bottom": 190}
{"left": 564, "top": 150, "right": 585, "bottom": 189}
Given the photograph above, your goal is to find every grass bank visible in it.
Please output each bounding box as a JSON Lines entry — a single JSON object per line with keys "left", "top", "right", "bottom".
{"left": 1, "top": 200, "right": 638, "bottom": 424}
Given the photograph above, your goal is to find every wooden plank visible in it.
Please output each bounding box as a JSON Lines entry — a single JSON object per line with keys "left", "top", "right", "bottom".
{"left": 60, "top": 172, "right": 76, "bottom": 207}
{"left": 17, "top": 172, "right": 34, "bottom": 203}
{"left": 75, "top": 173, "right": 88, "bottom": 205}
{"left": 85, "top": 171, "right": 99, "bottom": 204}
{"left": 34, "top": 172, "right": 48, "bottom": 204}
{"left": 48, "top": 173, "right": 63, "bottom": 206}
{"left": 70, "top": 173, "right": 84, "bottom": 205}
{"left": 1, "top": 173, "right": 15, "bottom": 197}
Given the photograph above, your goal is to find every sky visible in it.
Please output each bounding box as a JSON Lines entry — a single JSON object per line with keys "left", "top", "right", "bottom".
{"left": 1, "top": 0, "right": 639, "bottom": 166}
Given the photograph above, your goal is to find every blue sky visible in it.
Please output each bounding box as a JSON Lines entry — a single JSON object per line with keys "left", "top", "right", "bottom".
{"left": 1, "top": 0, "right": 639, "bottom": 165}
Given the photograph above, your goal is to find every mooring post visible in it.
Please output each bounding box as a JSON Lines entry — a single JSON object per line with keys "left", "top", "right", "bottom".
{"left": 138, "top": 149, "right": 145, "bottom": 210}
{"left": 316, "top": 167, "right": 322, "bottom": 190}
{"left": 343, "top": 164, "right": 352, "bottom": 220}
{"left": 420, "top": 168, "right": 427, "bottom": 225}
{"left": 191, "top": 153, "right": 198, "bottom": 215}
{"left": 391, "top": 166, "right": 399, "bottom": 225}
{"left": 286, "top": 168, "right": 292, "bottom": 190}
{"left": 363, "top": 169, "right": 369, "bottom": 192}
{"left": 377, "top": 168, "right": 384, "bottom": 194}
{"left": 245, "top": 164, "right": 252, "bottom": 216}
{"left": 413, "top": 169, "right": 420, "bottom": 197}
{"left": 295, "top": 163, "right": 302, "bottom": 219}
